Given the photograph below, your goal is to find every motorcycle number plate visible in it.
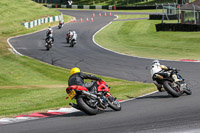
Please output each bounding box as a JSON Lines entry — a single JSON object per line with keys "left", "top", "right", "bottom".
{"left": 68, "top": 89, "right": 76, "bottom": 100}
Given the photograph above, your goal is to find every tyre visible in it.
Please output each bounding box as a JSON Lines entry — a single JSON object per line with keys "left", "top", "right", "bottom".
{"left": 163, "top": 81, "right": 181, "bottom": 97}
{"left": 70, "top": 40, "right": 76, "bottom": 47}
{"left": 76, "top": 95, "right": 98, "bottom": 115}
{"left": 46, "top": 44, "right": 50, "bottom": 51}
{"left": 66, "top": 38, "right": 69, "bottom": 43}
{"left": 58, "top": 25, "right": 61, "bottom": 29}
{"left": 107, "top": 94, "right": 121, "bottom": 111}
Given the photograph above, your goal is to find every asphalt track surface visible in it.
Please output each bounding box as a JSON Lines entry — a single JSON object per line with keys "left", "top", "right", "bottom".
{"left": 1, "top": 10, "right": 200, "bottom": 133}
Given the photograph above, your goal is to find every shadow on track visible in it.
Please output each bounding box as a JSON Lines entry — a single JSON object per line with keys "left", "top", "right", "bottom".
{"left": 136, "top": 95, "right": 172, "bottom": 100}
{"left": 48, "top": 109, "right": 117, "bottom": 118}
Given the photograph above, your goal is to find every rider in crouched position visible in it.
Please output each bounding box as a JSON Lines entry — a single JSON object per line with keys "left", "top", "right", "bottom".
{"left": 151, "top": 60, "right": 178, "bottom": 92}
{"left": 45, "top": 27, "right": 54, "bottom": 45}
{"left": 45, "top": 33, "right": 54, "bottom": 45}
{"left": 68, "top": 67, "right": 102, "bottom": 94}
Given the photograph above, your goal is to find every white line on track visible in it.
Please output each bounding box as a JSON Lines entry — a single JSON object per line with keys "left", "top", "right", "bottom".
{"left": 3, "top": 11, "right": 199, "bottom": 125}
{"left": 7, "top": 19, "right": 71, "bottom": 56}
{"left": 92, "top": 15, "right": 200, "bottom": 63}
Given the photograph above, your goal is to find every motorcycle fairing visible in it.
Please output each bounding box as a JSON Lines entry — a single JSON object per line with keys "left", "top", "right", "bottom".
{"left": 96, "top": 81, "right": 109, "bottom": 92}
{"left": 66, "top": 85, "right": 88, "bottom": 93}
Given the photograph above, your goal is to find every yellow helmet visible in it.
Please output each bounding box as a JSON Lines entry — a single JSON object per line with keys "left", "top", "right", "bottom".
{"left": 70, "top": 67, "right": 80, "bottom": 76}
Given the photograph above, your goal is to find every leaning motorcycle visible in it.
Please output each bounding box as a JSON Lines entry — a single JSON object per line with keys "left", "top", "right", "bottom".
{"left": 66, "top": 80, "right": 121, "bottom": 115}
{"left": 45, "top": 38, "right": 52, "bottom": 51}
{"left": 152, "top": 69, "right": 192, "bottom": 97}
{"left": 66, "top": 35, "right": 76, "bottom": 47}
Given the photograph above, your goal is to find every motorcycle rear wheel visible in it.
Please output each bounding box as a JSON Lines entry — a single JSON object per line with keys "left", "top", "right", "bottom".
{"left": 163, "top": 81, "right": 181, "bottom": 97}
{"left": 107, "top": 94, "right": 121, "bottom": 111}
{"left": 76, "top": 95, "right": 98, "bottom": 115}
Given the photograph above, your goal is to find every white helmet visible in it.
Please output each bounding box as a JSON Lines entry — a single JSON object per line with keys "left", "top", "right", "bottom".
{"left": 48, "top": 27, "right": 52, "bottom": 31}
{"left": 151, "top": 60, "right": 161, "bottom": 77}
{"left": 152, "top": 60, "right": 160, "bottom": 66}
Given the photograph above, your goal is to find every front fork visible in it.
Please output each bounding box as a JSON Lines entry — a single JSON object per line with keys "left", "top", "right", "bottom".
{"left": 171, "top": 81, "right": 184, "bottom": 92}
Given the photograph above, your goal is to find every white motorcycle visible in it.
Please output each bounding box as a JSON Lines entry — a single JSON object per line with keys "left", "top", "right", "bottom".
{"left": 66, "top": 31, "right": 77, "bottom": 47}
{"left": 151, "top": 61, "right": 192, "bottom": 97}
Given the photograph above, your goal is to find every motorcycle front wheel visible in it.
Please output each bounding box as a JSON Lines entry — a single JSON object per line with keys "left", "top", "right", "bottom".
{"left": 70, "top": 40, "right": 76, "bottom": 47}
{"left": 184, "top": 88, "right": 192, "bottom": 95}
{"left": 76, "top": 95, "right": 98, "bottom": 115}
{"left": 46, "top": 44, "right": 50, "bottom": 51}
{"left": 163, "top": 81, "right": 181, "bottom": 97}
{"left": 107, "top": 94, "right": 121, "bottom": 111}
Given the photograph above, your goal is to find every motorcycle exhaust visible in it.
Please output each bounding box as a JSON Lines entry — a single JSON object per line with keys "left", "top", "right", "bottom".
{"left": 82, "top": 91, "right": 107, "bottom": 109}
{"left": 69, "top": 102, "right": 81, "bottom": 111}
{"left": 82, "top": 91, "right": 98, "bottom": 99}
{"left": 155, "top": 74, "right": 163, "bottom": 80}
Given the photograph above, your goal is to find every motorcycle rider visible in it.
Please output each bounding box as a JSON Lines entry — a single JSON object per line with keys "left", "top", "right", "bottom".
{"left": 151, "top": 60, "right": 177, "bottom": 92}
{"left": 66, "top": 30, "right": 77, "bottom": 44}
{"left": 58, "top": 19, "right": 64, "bottom": 28}
{"left": 60, "top": 19, "right": 64, "bottom": 25}
{"left": 45, "top": 33, "right": 54, "bottom": 46}
{"left": 46, "top": 26, "right": 53, "bottom": 37}
{"left": 68, "top": 67, "right": 102, "bottom": 94}
{"left": 66, "top": 30, "right": 72, "bottom": 43}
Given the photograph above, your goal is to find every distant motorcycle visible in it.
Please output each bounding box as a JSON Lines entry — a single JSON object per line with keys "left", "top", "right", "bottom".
{"left": 66, "top": 80, "right": 121, "bottom": 115}
{"left": 58, "top": 21, "right": 63, "bottom": 29}
{"left": 151, "top": 68, "right": 192, "bottom": 97}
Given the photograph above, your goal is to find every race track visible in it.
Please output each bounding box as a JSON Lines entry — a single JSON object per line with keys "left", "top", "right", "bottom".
{"left": 1, "top": 10, "right": 200, "bottom": 133}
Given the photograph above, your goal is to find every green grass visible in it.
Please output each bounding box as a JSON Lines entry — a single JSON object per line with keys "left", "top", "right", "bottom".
{"left": 0, "top": 56, "right": 68, "bottom": 86}
{"left": 107, "top": 81, "right": 155, "bottom": 100}
{"left": 0, "top": 0, "right": 60, "bottom": 37}
{"left": 0, "top": 1, "right": 156, "bottom": 117}
{"left": 0, "top": 87, "right": 67, "bottom": 117}
{"left": 0, "top": 55, "right": 155, "bottom": 117}
{"left": 95, "top": 15, "right": 200, "bottom": 60}
{"left": 117, "top": 14, "right": 149, "bottom": 19}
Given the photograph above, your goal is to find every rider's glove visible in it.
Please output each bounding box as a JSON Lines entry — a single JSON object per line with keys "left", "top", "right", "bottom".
{"left": 97, "top": 78, "right": 102, "bottom": 81}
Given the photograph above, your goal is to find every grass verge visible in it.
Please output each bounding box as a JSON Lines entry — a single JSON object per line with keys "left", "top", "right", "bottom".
{"left": 0, "top": 1, "right": 156, "bottom": 117}
{"left": 95, "top": 14, "right": 200, "bottom": 61}
{"left": 0, "top": 55, "right": 155, "bottom": 118}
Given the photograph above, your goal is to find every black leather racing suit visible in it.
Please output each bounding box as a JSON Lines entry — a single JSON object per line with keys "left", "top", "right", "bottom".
{"left": 45, "top": 36, "right": 54, "bottom": 43}
{"left": 68, "top": 72, "right": 101, "bottom": 93}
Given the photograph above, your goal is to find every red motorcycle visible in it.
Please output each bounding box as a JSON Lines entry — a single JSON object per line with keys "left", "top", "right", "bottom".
{"left": 66, "top": 80, "right": 121, "bottom": 115}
